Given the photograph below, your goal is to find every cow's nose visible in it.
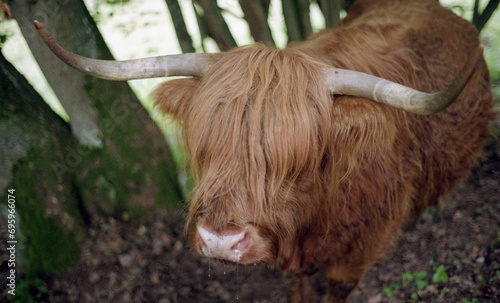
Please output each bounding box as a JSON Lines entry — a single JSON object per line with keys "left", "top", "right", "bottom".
{"left": 196, "top": 223, "right": 250, "bottom": 262}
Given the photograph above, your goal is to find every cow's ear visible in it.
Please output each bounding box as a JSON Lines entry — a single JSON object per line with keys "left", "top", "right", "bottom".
{"left": 331, "top": 96, "right": 397, "bottom": 161}
{"left": 153, "top": 78, "right": 200, "bottom": 121}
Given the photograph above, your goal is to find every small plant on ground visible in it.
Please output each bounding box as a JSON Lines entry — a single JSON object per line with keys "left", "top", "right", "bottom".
{"left": 432, "top": 264, "right": 449, "bottom": 283}
{"left": 383, "top": 265, "right": 450, "bottom": 300}
{"left": 382, "top": 282, "right": 401, "bottom": 298}
{"left": 8, "top": 277, "right": 48, "bottom": 303}
{"left": 403, "top": 270, "right": 429, "bottom": 290}
{"left": 422, "top": 207, "right": 438, "bottom": 219}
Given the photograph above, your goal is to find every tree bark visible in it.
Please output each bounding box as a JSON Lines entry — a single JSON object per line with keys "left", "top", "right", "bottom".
{"left": 282, "top": 0, "right": 304, "bottom": 42}
{"left": 165, "top": 0, "right": 195, "bottom": 53}
{"left": 239, "top": 0, "right": 275, "bottom": 46}
{"left": 297, "top": 0, "right": 313, "bottom": 37}
{"left": 282, "top": 0, "right": 314, "bottom": 42}
{"left": 1, "top": 49, "right": 84, "bottom": 276}
{"left": 11, "top": 0, "right": 183, "bottom": 215}
{"left": 473, "top": 0, "right": 500, "bottom": 32}
{"left": 194, "top": 0, "right": 237, "bottom": 51}
{"left": 320, "top": 0, "right": 342, "bottom": 28}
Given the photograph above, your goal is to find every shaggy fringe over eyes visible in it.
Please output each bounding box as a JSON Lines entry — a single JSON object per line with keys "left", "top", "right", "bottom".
{"left": 183, "top": 44, "right": 334, "bottom": 237}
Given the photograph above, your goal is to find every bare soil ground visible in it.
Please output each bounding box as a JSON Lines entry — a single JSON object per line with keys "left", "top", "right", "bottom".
{"left": 3, "top": 120, "right": 500, "bottom": 303}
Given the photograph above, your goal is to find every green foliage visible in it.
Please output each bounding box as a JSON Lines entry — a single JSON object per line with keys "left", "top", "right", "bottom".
{"left": 383, "top": 282, "right": 401, "bottom": 298}
{"left": 0, "top": 24, "right": 12, "bottom": 47}
{"left": 477, "top": 274, "right": 486, "bottom": 286}
{"left": 462, "top": 298, "right": 479, "bottom": 303}
{"left": 432, "top": 265, "right": 449, "bottom": 283}
{"left": 422, "top": 207, "right": 438, "bottom": 219}
{"left": 403, "top": 270, "right": 429, "bottom": 290}
{"left": 97, "top": 175, "right": 117, "bottom": 201}
{"left": 385, "top": 265, "right": 450, "bottom": 300}
{"left": 0, "top": 32, "right": 8, "bottom": 45}
{"left": 8, "top": 277, "right": 48, "bottom": 303}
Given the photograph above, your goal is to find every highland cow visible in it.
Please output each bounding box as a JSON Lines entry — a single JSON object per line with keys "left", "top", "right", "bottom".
{"left": 35, "top": 0, "right": 494, "bottom": 301}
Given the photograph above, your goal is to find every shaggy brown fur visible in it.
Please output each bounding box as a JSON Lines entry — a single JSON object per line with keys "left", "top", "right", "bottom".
{"left": 154, "top": 0, "right": 494, "bottom": 301}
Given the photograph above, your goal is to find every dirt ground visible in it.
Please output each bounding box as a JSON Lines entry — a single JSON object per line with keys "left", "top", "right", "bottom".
{"left": 3, "top": 119, "right": 500, "bottom": 303}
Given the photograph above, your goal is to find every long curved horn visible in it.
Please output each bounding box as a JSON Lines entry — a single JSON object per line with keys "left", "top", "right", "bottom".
{"left": 34, "top": 20, "right": 218, "bottom": 80}
{"left": 324, "top": 46, "right": 483, "bottom": 115}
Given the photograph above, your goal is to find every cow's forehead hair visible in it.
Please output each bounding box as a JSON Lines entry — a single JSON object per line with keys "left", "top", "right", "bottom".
{"left": 182, "top": 44, "right": 334, "bottom": 228}
{"left": 183, "top": 44, "right": 332, "bottom": 174}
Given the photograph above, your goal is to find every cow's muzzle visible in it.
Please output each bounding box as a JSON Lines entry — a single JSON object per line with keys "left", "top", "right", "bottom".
{"left": 190, "top": 220, "right": 276, "bottom": 266}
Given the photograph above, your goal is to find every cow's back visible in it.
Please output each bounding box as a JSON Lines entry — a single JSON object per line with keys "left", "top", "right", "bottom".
{"left": 293, "top": 0, "right": 494, "bottom": 216}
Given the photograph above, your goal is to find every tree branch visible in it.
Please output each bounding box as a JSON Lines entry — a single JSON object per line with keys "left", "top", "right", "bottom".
{"left": 165, "top": 0, "right": 195, "bottom": 53}
{"left": 192, "top": 1, "right": 209, "bottom": 52}
{"left": 239, "top": 0, "right": 275, "bottom": 46}
{"left": 195, "top": 0, "right": 237, "bottom": 51}
{"left": 297, "top": 0, "right": 313, "bottom": 37}
{"left": 319, "top": 0, "right": 342, "bottom": 28}
{"left": 261, "top": 0, "right": 271, "bottom": 17}
{"left": 282, "top": 0, "right": 303, "bottom": 42}
{"left": 473, "top": 0, "right": 500, "bottom": 32}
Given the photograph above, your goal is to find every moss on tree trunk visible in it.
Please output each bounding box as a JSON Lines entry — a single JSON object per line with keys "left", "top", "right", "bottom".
{"left": 1, "top": 50, "right": 83, "bottom": 276}
{"left": 11, "top": 0, "right": 184, "bottom": 216}
{"left": 1, "top": 0, "right": 185, "bottom": 277}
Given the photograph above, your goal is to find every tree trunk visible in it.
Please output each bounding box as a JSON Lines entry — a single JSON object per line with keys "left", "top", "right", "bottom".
{"left": 239, "top": 0, "right": 275, "bottom": 46}
{"left": 473, "top": 0, "right": 500, "bottom": 32}
{"left": 282, "top": 0, "right": 304, "bottom": 42}
{"left": 1, "top": 49, "right": 84, "bottom": 276}
{"left": 194, "top": 0, "right": 237, "bottom": 51}
{"left": 320, "top": 0, "right": 342, "bottom": 28}
{"left": 165, "top": 0, "right": 196, "bottom": 53}
{"left": 11, "top": 0, "right": 183, "bottom": 217}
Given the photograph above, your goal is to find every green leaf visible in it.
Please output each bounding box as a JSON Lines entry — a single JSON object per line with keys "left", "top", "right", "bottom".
{"left": 383, "top": 283, "right": 400, "bottom": 298}
{"left": 432, "top": 265, "right": 449, "bottom": 283}
{"left": 415, "top": 278, "right": 429, "bottom": 290}
{"left": 383, "top": 287, "right": 395, "bottom": 298}
{"left": 414, "top": 271, "right": 427, "bottom": 280}
{"left": 402, "top": 271, "right": 414, "bottom": 280}
{"left": 422, "top": 207, "right": 437, "bottom": 219}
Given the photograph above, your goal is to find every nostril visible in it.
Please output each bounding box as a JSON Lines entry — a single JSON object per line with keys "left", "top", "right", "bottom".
{"left": 231, "top": 232, "right": 250, "bottom": 253}
{"left": 196, "top": 224, "right": 248, "bottom": 262}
